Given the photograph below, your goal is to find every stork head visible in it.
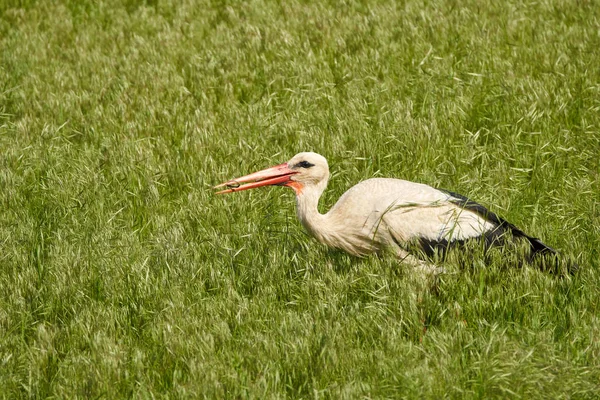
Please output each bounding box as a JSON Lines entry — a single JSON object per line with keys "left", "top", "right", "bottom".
{"left": 214, "top": 152, "right": 329, "bottom": 195}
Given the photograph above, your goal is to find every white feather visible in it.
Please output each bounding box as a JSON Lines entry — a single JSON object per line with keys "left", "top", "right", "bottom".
{"left": 296, "top": 177, "right": 495, "bottom": 257}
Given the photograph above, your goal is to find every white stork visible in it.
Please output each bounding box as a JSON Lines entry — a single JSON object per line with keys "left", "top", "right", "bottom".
{"left": 215, "top": 152, "right": 565, "bottom": 273}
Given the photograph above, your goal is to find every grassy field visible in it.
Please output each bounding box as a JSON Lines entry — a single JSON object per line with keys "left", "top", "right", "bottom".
{"left": 1, "top": 0, "right": 599, "bottom": 398}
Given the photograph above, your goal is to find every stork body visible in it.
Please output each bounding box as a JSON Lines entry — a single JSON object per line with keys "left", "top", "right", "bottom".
{"left": 215, "top": 152, "right": 559, "bottom": 271}
{"left": 296, "top": 177, "right": 494, "bottom": 256}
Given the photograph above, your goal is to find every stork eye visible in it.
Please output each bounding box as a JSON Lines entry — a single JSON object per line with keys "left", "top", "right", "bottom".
{"left": 296, "top": 161, "right": 315, "bottom": 169}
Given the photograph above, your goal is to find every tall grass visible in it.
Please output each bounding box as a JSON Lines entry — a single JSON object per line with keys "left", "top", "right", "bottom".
{"left": 1, "top": 0, "right": 599, "bottom": 398}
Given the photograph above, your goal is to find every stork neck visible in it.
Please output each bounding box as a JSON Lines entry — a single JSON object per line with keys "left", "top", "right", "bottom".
{"left": 295, "top": 182, "right": 328, "bottom": 236}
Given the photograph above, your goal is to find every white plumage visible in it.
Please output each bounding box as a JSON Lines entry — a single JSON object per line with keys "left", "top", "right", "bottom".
{"left": 299, "top": 177, "right": 495, "bottom": 256}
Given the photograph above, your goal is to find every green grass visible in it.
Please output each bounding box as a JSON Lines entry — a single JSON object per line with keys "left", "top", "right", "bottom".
{"left": 1, "top": 0, "right": 599, "bottom": 398}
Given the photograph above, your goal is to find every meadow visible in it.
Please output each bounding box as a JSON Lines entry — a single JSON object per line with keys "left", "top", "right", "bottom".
{"left": 1, "top": 0, "right": 599, "bottom": 398}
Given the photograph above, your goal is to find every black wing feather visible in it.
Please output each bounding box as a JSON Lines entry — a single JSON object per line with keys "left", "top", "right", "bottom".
{"left": 437, "top": 189, "right": 557, "bottom": 256}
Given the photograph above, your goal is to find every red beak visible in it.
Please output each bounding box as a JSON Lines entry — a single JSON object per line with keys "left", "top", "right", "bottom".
{"left": 214, "top": 162, "right": 298, "bottom": 194}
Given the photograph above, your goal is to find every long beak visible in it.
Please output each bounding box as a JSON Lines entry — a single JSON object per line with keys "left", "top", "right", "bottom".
{"left": 214, "top": 163, "right": 297, "bottom": 194}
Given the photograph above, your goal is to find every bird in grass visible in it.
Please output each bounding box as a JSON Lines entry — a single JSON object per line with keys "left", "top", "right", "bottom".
{"left": 215, "top": 152, "right": 569, "bottom": 273}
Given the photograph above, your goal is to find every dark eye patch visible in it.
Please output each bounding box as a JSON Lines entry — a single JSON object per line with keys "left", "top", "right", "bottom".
{"left": 295, "top": 161, "right": 315, "bottom": 169}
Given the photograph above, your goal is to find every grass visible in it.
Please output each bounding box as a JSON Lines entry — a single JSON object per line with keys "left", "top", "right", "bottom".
{"left": 1, "top": 0, "right": 599, "bottom": 398}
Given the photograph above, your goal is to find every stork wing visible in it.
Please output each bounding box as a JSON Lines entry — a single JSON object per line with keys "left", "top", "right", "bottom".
{"left": 382, "top": 188, "right": 556, "bottom": 258}
{"left": 439, "top": 189, "right": 557, "bottom": 255}
{"left": 381, "top": 197, "right": 499, "bottom": 255}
